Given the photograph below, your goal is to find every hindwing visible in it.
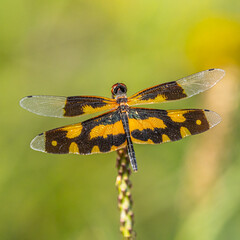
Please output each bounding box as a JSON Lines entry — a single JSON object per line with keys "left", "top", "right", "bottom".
{"left": 128, "top": 107, "right": 221, "bottom": 144}
{"left": 31, "top": 109, "right": 127, "bottom": 154}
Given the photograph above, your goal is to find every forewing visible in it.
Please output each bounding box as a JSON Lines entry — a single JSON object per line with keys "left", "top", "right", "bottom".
{"left": 128, "top": 107, "right": 221, "bottom": 144}
{"left": 128, "top": 69, "right": 225, "bottom": 106}
{"left": 20, "top": 95, "right": 118, "bottom": 117}
{"left": 30, "top": 110, "right": 127, "bottom": 154}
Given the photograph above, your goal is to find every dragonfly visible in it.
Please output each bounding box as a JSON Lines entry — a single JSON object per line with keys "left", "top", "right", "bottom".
{"left": 20, "top": 69, "right": 225, "bottom": 172}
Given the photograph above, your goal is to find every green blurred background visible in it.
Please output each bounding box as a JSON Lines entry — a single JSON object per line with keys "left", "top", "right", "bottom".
{"left": 1, "top": 0, "right": 240, "bottom": 239}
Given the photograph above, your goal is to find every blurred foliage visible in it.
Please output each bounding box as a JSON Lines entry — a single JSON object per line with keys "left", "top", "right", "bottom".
{"left": 0, "top": 0, "right": 240, "bottom": 239}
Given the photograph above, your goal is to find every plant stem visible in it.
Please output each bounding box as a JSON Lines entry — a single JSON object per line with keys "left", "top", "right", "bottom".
{"left": 116, "top": 148, "right": 135, "bottom": 239}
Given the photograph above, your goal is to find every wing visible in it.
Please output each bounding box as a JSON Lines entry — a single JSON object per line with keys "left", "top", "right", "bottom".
{"left": 128, "top": 107, "right": 221, "bottom": 144}
{"left": 30, "top": 109, "right": 127, "bottom": 154}
{"left": 20, "top": 95, "right": 118, "bottom": 117}
{"left": 128, "top": 68, "right": 225, "bottom": 106}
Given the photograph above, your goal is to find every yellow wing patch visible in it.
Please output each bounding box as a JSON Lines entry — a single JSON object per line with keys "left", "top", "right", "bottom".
{"left": 81, "top": 103, "right": 118, "bottom": 115}
{"left": 196, "top": 119, "right": 202, "bottom": 125}
{"left": 162, "top": 134, "right": 170, "bottom": 143}
{"left": 91, "top": 145, "right": 100, "bottom": 153}
{"left": 61, "top": 124, "right": 83, "bottom": 139}
{"left": 110, "top": 141, "right": 127, "bottom": 151}
{"left": 69, "top": 142, "right": 79, "bottom": 153}
{"left": 128, "top": 94, "right": 166, "bottom": 106}
{"left": 180, "top": 127, "right": 191, "bottom": 138}
{"left": 90, "top": 121, "right": 125, "bottom": 139}
{"left": 167, "top": 110, "right": 188, "bottom": 122}
{"left": 51, "top": 140, "right": 57, "bottom": 146}
{"left": 129, "top": 117, "right": 167, "bottom": 132}
{"left": 131, "top": 137, "right": 154, "bottom": 144}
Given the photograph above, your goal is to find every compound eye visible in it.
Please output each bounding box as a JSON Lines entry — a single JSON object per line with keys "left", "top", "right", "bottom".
{"left": 119, "top": 86, "right": 127, "bottom": 93}
{"left": 111, "top": 83, "right": 127, "bottom": 96}
{"left": 113, "top": 87, "right": 119, "bottom": 95}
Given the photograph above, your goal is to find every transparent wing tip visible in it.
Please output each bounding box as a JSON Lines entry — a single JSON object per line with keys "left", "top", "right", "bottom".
{"left": 178, "top": 68, "right": 225, "bottom": 98}
{"left": 208, "top": 68, "right": 225, "bottom": 82}
{"left": 19, "top": 96, "right": 33, "bottom": 110}
{"left": 30, "top": 133, "right": 46, "bottom": 152}
{"left": 19, "top": 95, "right": 65, "bottom": 117}
{"left": 204, "top": 110, "right": 222, "bottom": 128}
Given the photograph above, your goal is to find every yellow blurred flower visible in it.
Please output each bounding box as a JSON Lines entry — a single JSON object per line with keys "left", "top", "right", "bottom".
{"left": 186, "top": 17, "right": 240, "bottom": 68}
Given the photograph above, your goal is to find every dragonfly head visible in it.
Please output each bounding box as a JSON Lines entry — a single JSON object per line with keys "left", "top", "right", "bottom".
{"left": 111, "top": 83, "right": 127, "bottom": 98}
